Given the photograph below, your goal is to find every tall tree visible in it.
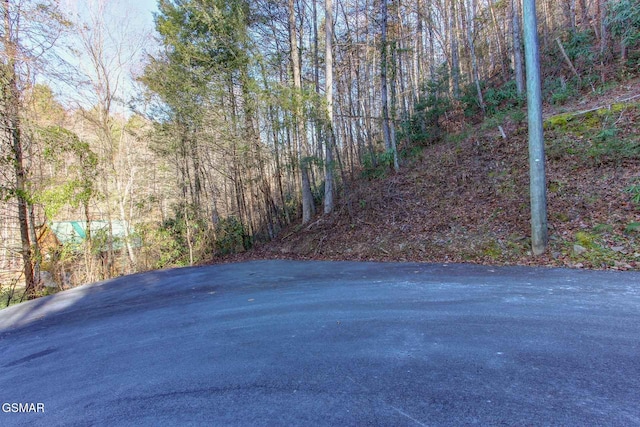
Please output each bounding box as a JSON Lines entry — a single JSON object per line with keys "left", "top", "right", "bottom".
{"left": 324, "top": 0, "right": 335, "bottom": 214}
{"left": 73, "top": 0, "right": 149, "bottom": 272}
{"left": 288, "top": 0, "right": 315, "bottom": 223}
{"left": 380, "top": 0, "right": 398, "bottom": 171}
{"left": 464, "top": 0, "right": 486, "bottom": 114}
{"left": 150, "top": 0, "right": 260, "bottom": 249}
{"left": 1, "top": 0, "right": 70, "bottom": 297}
{"left": 450, "top": 0, "right": 461, "bottom": 99}
{"left": 513, "top": 0, "right": 525, "bottom": 96}
{"left": 1, "top": 0, "right": 33, "bottom": 293}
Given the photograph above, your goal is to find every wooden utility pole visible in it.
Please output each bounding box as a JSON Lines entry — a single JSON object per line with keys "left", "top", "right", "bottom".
{"left": 523, "top": 0, "right": 548, "bottom": 255}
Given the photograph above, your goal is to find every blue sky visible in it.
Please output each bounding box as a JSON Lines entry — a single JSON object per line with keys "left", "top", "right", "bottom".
{"left": 64, "top": 0, "right": 159, "bottom": 30}
{"left": 53, "top": 0, "right": 161, "bottom": 114}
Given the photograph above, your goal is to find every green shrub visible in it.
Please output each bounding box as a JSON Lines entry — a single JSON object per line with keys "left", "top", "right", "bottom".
{"left": 137, "top": 204, "right": 217, "bottom": 267}
{"left": 399, "top": 63, "right": 450, "bottom": 145}
{"left": 588, "top": 128, "right": 640, "bottom": 164}
{"left": 575, "top": 231, "right": 596, "bottom": 248}
{"left": 625, "top": 178, "right": 640, "bottom": 205}
{"left": 137, "top": 222, "right": 189, "bottom": 269}
{"left": 625, "top": 222, "right": 640, "bottom": 233}
{"left": 606, "top": 0, "right": 640, "bottom": 49}
{"left": 593, "top": 223, "right": 614, "bottom": 234}
{"left": 543, "top": 77, "right": 579, "bottom": 105}
{"left": 562, "top": 29, "right": 596, "bottom": 72}
{"left": 1, "top": 281, "right": 23, "bottom": 309}
{"left": 215, "top": 216, "right": 249, "bottom": 255}
{"left": 462, "top": 80, "right": 523, "bottom": 117}
{"left": 361, "top": 150, "right": 395, "bottom": 179}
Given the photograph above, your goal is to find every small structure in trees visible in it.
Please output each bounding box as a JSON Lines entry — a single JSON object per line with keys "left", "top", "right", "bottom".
{"left": 37, "top": 221, "right": 140, "bottom": 289}
{"left": 44, "top": 221, "right": 139, "bottom": 252}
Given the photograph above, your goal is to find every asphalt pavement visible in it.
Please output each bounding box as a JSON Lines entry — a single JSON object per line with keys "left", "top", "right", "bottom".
{"left": 0, "top": 260, "right": 639, "bottom": 426}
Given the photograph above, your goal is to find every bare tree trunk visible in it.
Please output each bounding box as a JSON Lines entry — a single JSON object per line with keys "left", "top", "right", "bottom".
{"left": 540, "top": 0, "right": 551, "bottom": 49}
{"left": 324, "top": 0, "right": 335, "bottom": 214}
{"left": 389, "top": 40, "right": 400, "bottom": 171}
{"left": 563, "top": 0, "right": 577, "bottom": 30}
{"left": 489, "top": 0, "right": 508, "bottom": 79}
{"left": 288, "top": 0, "right": 315, "bottom": 224}
{"left": 312, "top": 0, "right": 323, "bottom": 163}
{"left": 598, "top": 0, "right": 609, "bottom": 83}
{"left": 415, "top": 0, "right": 424, "bottom": 101}
{"left": 381, "top": 0, "right": 394, "bottom": 161}
{"left": 395, "top": 4, "right": 409, "bottom": 117}
{"left": 450, "top": 0, "right": 461, "bottom": 99}
{"left": 83, "top": 200, "right": 95, "bottom": 283}
{"left": 428, "top": 3, "right": 435, "bottom": 80}
{"left": 555, "top": 37, "right": 582, "bottom": 82}
{"left": 465, "top": 0, "right": 486, "bottom": 114}
{"left": 513, "top": 0, "right": 525, "bottom": 96}
{"left": 578, "top": 0, "right": 589, "bottom": 29}
{"left": 28, "top": 203, "right": 41, "bottom": 291}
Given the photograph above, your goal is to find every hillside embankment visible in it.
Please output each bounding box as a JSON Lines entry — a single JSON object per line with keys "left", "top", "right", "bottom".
{"left": 218, "top": 79, "right": 640, "bottom": 270}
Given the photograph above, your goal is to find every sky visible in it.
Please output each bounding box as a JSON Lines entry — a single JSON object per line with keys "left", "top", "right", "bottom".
{"left": 63, "top": 0, "right": 159, "bottom": 31}
{"left": 51, "top": 0, "right": 161, "bottom": 114}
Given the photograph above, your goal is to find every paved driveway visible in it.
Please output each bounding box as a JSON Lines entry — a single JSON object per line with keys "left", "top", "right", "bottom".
{"left": 0, "top": 261, "right": 639, "bottom": 426}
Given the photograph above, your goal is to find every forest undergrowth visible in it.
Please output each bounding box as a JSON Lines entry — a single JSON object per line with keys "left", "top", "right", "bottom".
{"left": 217, "top": 77, "right": 640, "bottom": 270}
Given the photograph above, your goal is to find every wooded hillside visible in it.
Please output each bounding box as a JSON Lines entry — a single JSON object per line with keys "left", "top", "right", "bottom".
{"left": 230, "top": 78, "right": 639, "bottom": 269}
{"left": 1, "top": 0, "right": 638, "bottom": 303}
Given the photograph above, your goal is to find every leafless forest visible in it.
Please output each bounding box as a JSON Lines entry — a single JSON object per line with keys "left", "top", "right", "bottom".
{"left": 1, "top": 0, "right": 638, "bottom": 301}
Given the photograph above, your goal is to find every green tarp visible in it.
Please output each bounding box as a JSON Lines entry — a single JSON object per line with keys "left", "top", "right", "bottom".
{"left": 48, "top": 221, "right": 139, "bottom": 251}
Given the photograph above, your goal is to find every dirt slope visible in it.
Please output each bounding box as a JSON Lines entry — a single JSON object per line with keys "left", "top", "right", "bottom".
{"left": 218, "top": 79, "right": 640, "bottom": 270}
